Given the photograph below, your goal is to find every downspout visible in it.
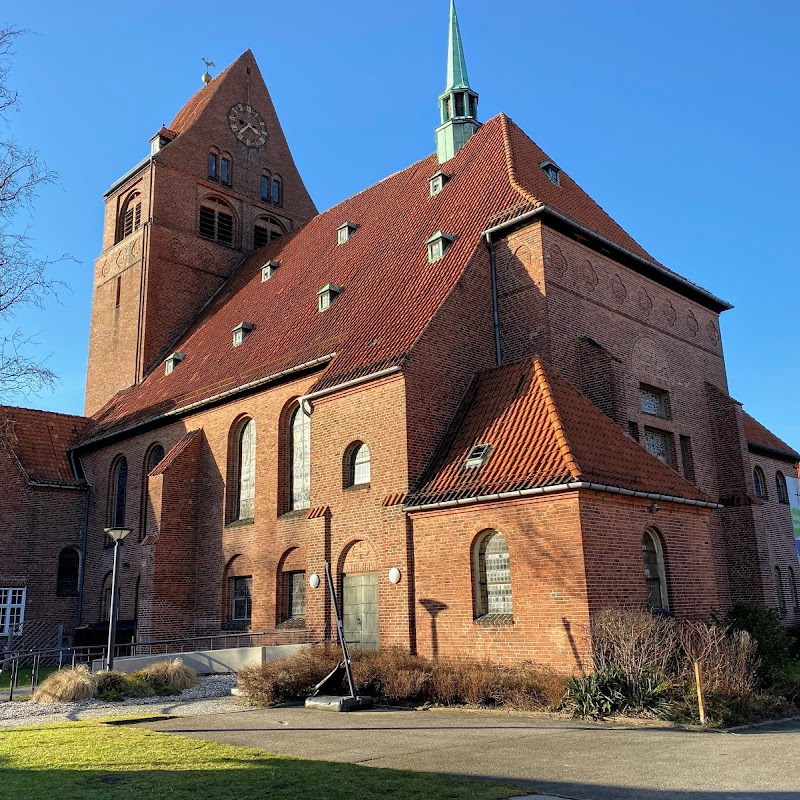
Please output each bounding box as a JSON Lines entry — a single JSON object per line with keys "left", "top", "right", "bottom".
{"left": 69, "top": 449, "right": 90, "bottom": 627}
{"left": 484, "top": 232, "right": 501, "bottom": 366}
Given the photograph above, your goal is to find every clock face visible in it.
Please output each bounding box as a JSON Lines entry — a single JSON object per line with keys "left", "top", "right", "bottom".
{"left": 228, "top": 103, "right": 267, "bottom": 148}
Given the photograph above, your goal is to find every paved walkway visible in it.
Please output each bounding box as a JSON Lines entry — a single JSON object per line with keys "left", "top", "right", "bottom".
{"left": 136, "top": 707, "right": 800, "bottom": 799}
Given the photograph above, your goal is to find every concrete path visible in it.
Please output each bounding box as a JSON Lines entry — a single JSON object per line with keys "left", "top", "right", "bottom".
{"left": 135, "top": 707, "right": 800, "bottom": 799}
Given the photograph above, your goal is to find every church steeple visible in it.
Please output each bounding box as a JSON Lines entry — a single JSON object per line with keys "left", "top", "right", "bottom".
{"left": 435, "top": 0, "right": 480, "bottom": 164}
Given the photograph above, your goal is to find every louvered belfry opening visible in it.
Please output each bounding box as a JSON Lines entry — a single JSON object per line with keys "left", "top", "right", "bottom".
{"left": 199, "top": 198, "right": 234, "bottom": 245}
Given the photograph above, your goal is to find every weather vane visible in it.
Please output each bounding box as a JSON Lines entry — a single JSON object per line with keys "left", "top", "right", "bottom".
{"left": 201, "top": 58, "right": 216, "bottom": 85}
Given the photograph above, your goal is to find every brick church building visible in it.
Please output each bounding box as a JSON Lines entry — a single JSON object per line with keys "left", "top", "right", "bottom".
{"left": 2, "top": 3, "right": 798, "bottom": 668}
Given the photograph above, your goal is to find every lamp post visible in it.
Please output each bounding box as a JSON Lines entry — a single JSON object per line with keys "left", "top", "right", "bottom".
{"left": 104, "top": 527, "right": 131, "bottom": 670}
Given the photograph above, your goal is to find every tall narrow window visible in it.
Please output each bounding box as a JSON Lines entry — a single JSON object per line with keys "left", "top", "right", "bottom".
{"left": 208, "top": 151, "right": 219, "bottom": 180}
{"left": 56, "top": 548, "right": 80, "bottom": 597}
{"left": 220, "top": 155, "right": 231, "bottom": 186}
{"left": 116, "top": 192, "right": 142, "bottom": 243}
{"left": 775, "top": 566, "right": 787, "bottom": 614}
{"left": 236, "top": 419, "right": 256, "bottom": 520}
{"left": 790, "top": 566, "right": 799, "bottom": 609}
{"left": 776, "top": 471, "right": 790, "bottom": 504}
{"left": 753, "top": 466, "right": 767, "bottom": 499}
{"left": 231, "top": 576, "right": 252, "bottom": 622}
{"left": 289, "top": 406, "right": 311, "bottom": 511}
{"left": 199, "top": 198, "right": 235, "bottom": 245}
{"left": 114, "top": 275, "right": 122, "bottom": 309}
{"left": 109, "top": 456, "right": 128, "bottom": 527}
{"left": 474, "top": 530, "right": 512, "bottom": 617}
{"left": 100, "top": 573, "right": 113, "bottom": 622}
{"left": 679, "top": 435, "right": 695, "bottom": 482}
{"left": 642, "top": 529, "right": 669, "bottom": 612}
{"left": 271, "top": 176, "right": 282, "bottom": 206}
{"left": 286, "top": 571, "right": 306, "bottom": 620}
{"left": 261, "top": 174, "right": 271, "bottom": 202}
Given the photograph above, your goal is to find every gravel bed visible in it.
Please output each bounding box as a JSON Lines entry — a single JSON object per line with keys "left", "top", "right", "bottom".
{"left": 0, "top": 675, "right": 250, "bottom": 729}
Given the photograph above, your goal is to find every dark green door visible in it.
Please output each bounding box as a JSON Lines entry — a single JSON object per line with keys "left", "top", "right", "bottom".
{"left": 342, "top": 572, "right": 379, "bottom": 650}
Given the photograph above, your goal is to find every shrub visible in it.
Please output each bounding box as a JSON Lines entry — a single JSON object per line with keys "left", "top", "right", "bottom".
{"left": 96, "top": 670, "right": 131, "bottom": 702}
{"left": 564, "top": 668, "right": 671, "bottom": 719}
{"left": 723, "top": 603, "right": 791, "bottom": 683}
{"left": 31, "top": 666, "right": 97, "bottom": 704}
{"left": 133, "top": 659, "right": 199, "bottom": 692}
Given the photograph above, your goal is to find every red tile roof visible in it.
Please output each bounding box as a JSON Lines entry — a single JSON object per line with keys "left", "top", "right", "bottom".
{"left": 406, "top": 358, "right": 711, "bottom": 507}
{"left": 0, "top": 406, "right": 87, "bottom": 485}
{"left": 149, "top": 430, "right": 201, "bottom": 476}
{"left": 742, "top": 412, "right": 800, "bottom": 462}
{"left": 79, "top": 112, "right": 716, "bottom": 444}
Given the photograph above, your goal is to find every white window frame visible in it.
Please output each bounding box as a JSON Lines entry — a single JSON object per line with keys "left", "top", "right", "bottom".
{"left": 0, "top": 587, "right": 26, "bottom": 636}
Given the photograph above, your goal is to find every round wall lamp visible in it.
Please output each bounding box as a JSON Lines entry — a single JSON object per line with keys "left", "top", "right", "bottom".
{"left": 388, "top": 567, "right": 402, "bottom": 584}
{"left": 309, "top": 573, "right": 321, "bottom": 589}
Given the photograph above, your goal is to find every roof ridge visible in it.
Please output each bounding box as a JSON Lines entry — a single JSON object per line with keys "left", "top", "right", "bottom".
{"left": 532, "top": 358, "right": 582, "bottom": 481}
{"left": 0, "top": 405, "right": 88, "bottom": 422}
{"left": 499, "top": 113, "right": 543, "bottom": 208}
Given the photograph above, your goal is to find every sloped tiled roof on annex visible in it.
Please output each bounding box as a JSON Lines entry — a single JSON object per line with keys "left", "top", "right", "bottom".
{"left": 405, "top": 358, "right": 711, "bottom": 507}
{"left": 743, "top": 412, "right": 800, "bottom": 462}
{"left": 0, "top": 406, "right": 87, "bottom": 486}
{"left": 80, "top": 112, "right": 722, "bottom": 443}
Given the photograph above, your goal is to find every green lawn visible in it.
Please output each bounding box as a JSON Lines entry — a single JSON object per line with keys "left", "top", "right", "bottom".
{"left": 0, "top": 719, "right": 522, "bottom": 800}
{"left": 0, "top": 665, "right": 58, "bottom": 689}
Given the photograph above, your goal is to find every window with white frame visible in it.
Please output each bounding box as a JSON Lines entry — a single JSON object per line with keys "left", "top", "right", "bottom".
{"left": 0, "top": 587, "right": 25, "bottom": 636}
{"left": 232, "top": 418, "right": 256, "bottom": 521}
{"left": 474, "top": 530, "right": 512, "bottom": 617}
{"left": 346, "top": 442, "right": 371, "bottom": 487}
{"left": 642, "top": 529, "right": 669, "bottom": 611}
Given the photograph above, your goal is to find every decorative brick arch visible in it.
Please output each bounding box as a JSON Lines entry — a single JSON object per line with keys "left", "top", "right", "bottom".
{"left": 338, "top": 538, "right": 379, "bottom": 576}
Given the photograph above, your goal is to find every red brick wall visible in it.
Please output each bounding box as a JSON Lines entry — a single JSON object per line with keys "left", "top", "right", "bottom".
{"left": 0, "top": 443, "right": 85, "bottom": 643}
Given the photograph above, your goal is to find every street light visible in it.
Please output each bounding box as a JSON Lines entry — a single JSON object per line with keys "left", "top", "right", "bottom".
{"left": 104, "top": 527, "right": 131, "bottom": 670}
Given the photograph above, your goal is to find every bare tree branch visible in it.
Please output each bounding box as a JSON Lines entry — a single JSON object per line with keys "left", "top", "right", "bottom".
{"left": 0, "top": 25, "right": 67, "bottom": 401}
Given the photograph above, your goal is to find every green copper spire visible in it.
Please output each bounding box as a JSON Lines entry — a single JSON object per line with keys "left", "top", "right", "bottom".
{"left": 445, "top": 0, "right": 470, "bottom": 91}
{"left": 436, "top": 0, "right": 480, "bottom": 164}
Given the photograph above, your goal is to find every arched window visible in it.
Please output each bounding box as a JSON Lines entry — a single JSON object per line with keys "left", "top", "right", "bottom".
{"left": 289, "top": 406, "right": 310, "bottom": 511}
{"left": 642, "top": 529, "right": 669, "bottom": 612}
{"left": 474, "top": 530, "right": 512, "bottom": 617}
{"left": 220, "top": 152, "right": 232, "bottom": 186}
{"left": 253, "top": 216, "right": 285, "bottom": 249}
{"left": 140, "top": 444, "right": 165, "bottom": 539}
{"left": 261, "top": 172, "right": 271, "bottom": 202}
{"left": 199, "top": 197, "right": 235, "bottom": 246}
{"left": 775, "top": 566, "right": 787, "bottom": 614}
{"left": 223, "top": 556, "right": 252, "bottom": 628}
{"left": 345, "top": 442, "right": 371, "bottom": 487}
{"left": 776, "top": 471, "right": 790, "bottom": 504}
{"left": 208, "top": 147, "right": 220, "bottom": 180}
{"left": 231, "top": 418, "right": 256, "bottom": 521}
{"left": 271, "top": 175, "right": 283, "bottom": 206}
{"left": 789, "top": 566, "right": 799, "bottom": 609}
{"left": 109, "top": 456, "right": 128, "bottom": 527}
{"left": 116, "top": 191, "right": 142, "bottom": 243}
{"left": 56, "top": 548, "right": 80, "bottom": 597}
{"left": 753, "top": 466, "right": 768, "bottom": 499}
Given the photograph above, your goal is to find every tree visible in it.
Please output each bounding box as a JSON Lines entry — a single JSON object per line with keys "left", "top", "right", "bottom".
{"left": 0, "top": 26, "right": 62, "bottom": 399}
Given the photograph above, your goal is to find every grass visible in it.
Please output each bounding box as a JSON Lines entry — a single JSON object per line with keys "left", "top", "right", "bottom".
{"left": 0, "top": 719, "right": 523, "bottom": 800}
{"left": 0, "top": 665, "right": 58, "bottom": 690}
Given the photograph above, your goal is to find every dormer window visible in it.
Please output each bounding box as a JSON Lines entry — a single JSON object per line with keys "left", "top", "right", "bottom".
{"left": 464, "top": 443, "right": 491, "bottom": 469}
{"left": 164, "top": 352, "right": 185, "bottom": 376}
{"left": 317, "top": 284, "right": 341, "bottom": 312}
{"left": 337, "top": 222, "right": 358, "bottom": 245}
{"left": 426, "top": 231, "right": 454, "bottom": 263}
{"left": 540, "top": 161, "right": 561, "bottom": 186}
{"left": 261, "top": 260, "right": 280, "bottom": 281}
{"left": 232, "top": 322, "right": 254, "bottom": 347}
{"left": 429, "top": 171, "right": 450, "bottom": 196}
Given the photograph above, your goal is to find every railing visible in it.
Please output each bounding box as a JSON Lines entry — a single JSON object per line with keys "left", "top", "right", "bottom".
{"left": 0, "top": 630, "right": 279, "bottom": 701}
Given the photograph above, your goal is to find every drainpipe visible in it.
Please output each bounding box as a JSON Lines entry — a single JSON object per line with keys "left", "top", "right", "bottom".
{"left": 484, "top": 232, "right": 502, "bottom": 366}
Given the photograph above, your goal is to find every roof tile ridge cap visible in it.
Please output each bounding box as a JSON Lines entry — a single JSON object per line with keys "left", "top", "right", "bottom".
{"left": 533, "top": 359, "right": 582, "bottom": 481}
{"left": 500, "top": 113, "right": 542, "bottom": 208}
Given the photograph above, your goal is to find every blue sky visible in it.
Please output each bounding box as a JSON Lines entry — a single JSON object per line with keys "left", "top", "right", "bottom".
{"left": 3, "top": 0, "right": 799, "bottom": 447}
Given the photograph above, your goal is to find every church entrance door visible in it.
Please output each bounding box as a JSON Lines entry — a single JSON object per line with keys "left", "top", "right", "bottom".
{"left": 342, "top": 572, "right": 379, "bottom": 650}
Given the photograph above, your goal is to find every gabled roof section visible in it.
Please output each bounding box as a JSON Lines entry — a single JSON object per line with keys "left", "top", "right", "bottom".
{"left": 406, "top": 358, "right": 710, "bottom": 507}
{"left": 149, "top": 430, "right": 201, "bottom": 477}
{"left": 0, "top": 406, "right": 87, "bottom": 486}
{"left": 743, "top": 411, "right": 800, "bottom": 463}
{"left": 169, "top": 55, "right": 240, "bottom": 134}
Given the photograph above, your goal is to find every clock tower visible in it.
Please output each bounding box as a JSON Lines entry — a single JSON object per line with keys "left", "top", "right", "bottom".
{"left": 85, "top": 51, "right": 317, "bottom": 416}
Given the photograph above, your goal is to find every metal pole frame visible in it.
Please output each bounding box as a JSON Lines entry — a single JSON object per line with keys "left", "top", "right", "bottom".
{"left": 324, "top": 560, "right": 356, "bottom": 699}
{"left": 106, "top": 539, "right": 122, "bottom": 671}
